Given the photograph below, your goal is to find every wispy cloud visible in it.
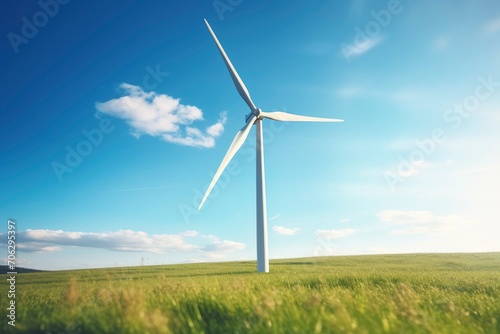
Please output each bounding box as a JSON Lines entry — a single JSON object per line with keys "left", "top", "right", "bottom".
{"left": 199, "top": 234, "right": 246, "bottom": 252}
{"left": 340, "top": 36, "right": 382, "bottom": 60}
{"left": 336, "top": 86, "right": 362, "bottom": 98}
{"left": 11, "top": 229, "right": 245, "bottom": 254}
{"left": 316, "top": 228, "right": 355, "bottom": 239}
{"left": 96, "top": 83, "right": 226, "bottom": 148}
{"left": 377, "top": 210, "right": 465, "bottom": 235}
{"left": 272, "top": 226, "right": 300, "bottom": 236}
{"left": 482, "top": 17, "right": 500, "bottom": 35}
{"left": 384, "top": 161, "right": 432, "bottom": 179}
{"left": 433, "top": 36, "right": 450, "bottom": 51}
{"left": 270, "top": 213, "right": 282, "bottom": 221}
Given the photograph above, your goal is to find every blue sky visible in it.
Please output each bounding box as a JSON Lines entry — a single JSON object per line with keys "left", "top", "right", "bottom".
{"left": 1, "top": 0, "right": 500, "bottom": 270}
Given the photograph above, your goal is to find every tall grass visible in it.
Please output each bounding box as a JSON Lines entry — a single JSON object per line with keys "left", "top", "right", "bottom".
{"left": 2, "top": 253, "right": 499, "bottom": 333}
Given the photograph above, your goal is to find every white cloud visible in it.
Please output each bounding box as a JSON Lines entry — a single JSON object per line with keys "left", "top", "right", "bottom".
{"left": 13, "top": 229, "right": 245, "bottom": 255}
{"left": 377, "top": 210, "right": 466, "bottom": 235}
{"left": 200, "top": 234, "right": 246, "bottom": 252}
{"left": 202, "top": 234, "right": 220, "bottom": 242}
{"left": 339, "top": 218, "right": 351, "bottom": 224}
{"left": 202, "top": 239, "right": 246, "bottom": 252}
{"left": 272, "top": 226, "right": 300, "bottom": 236}
{"left": 17, "top": 243, "right": 62, "bottom": 253}
{"left": 316, "top": 228, "right": 355, "bottom": 239}
{"left": 206, "top": 113, "right": 227, "bottom": 137}
{"left": 18, "top": 229, "right": 197, "bottom": 253}
{"left": 180, "top": 230, "right": 199, "bottom": 237}
{"left": 96, "top": 83, "right": 226, "bottom": 148}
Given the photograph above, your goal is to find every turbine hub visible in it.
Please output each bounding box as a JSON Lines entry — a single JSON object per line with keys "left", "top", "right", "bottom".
{"left": 253, "top": 108, "right": 263, "bottom": 119}
{"left": 246, "top": 108, "right": 262, "bottom": 123}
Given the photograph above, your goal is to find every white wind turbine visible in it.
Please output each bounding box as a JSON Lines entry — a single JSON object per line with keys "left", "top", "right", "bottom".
{"left": 198, "top": 19, "right": 343, "bottom": 273}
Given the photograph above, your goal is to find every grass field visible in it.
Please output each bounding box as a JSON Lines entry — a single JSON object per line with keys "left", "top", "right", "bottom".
{"left": 2, "top": 253, "right": 500, "bottom": 333}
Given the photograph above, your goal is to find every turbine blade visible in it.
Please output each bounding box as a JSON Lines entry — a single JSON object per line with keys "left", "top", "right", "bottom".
{"left": 204, "top": 19, "right": 256, "bottom": 111}
{"left": 261, "top": 111, "right": 344, "bottom": 122}
{"left": 198, "top": 115, "right": 257, "bottom": 210}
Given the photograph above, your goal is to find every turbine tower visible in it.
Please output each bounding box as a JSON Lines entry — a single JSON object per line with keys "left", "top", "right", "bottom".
{"left": 198, "top": 19, "right": 343, "bottom": 273}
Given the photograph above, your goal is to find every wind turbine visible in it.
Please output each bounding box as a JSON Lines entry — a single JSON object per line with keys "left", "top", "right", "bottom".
{"left": 198, "top": 19, "right": 343, "bottom": 273}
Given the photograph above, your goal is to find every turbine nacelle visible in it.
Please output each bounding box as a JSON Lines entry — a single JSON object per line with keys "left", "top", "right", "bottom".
{"left": 246, "top": 108, "right": 263, "bottom": 123}
{"left": 253, "top": 108, "right": 264, "bottom": 119}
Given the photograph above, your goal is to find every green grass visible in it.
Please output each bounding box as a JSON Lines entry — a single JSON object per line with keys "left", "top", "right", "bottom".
{"left": 2, "top": 253, "right": 500, "bottom": 333}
